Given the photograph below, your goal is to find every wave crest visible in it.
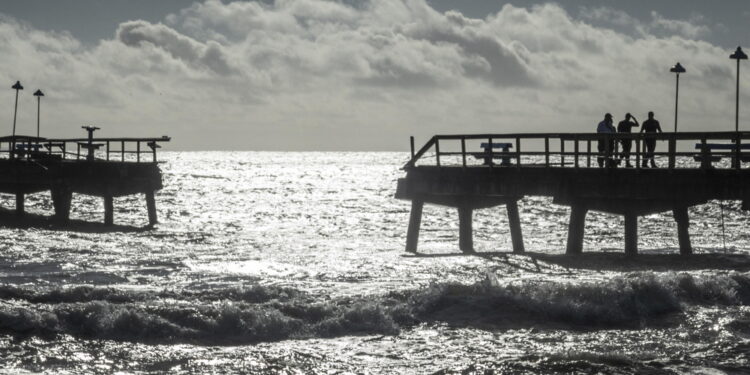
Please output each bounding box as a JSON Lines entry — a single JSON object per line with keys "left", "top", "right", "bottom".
{"left": 0, "top": 272, "right": 747, "bottom": 344}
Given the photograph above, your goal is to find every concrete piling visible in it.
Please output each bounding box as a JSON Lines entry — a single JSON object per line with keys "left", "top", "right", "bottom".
{"left": 104, "top": 195, "right": 114, "bottom": 225}
{"left": 566, "top": 205, "right": 587, "bottom": 255}
{"left": 673, "top": 207, "right": 692, "bottom": 255}
{"left": 51, "top": 188, "right": 72, "bottom": 222}
{"left": 458, "top": 206, "right": 474, "bottom": 253}
{"left": 405, "top": 200, "right": 423, "bottom": 253}
{"left": 15, "top": 193, "right": 24, "bottom": 216}
{"left": 146, "top": 191, "right": 157, "bottom": 226}
{"left": 506, "top": 200, "right": 525, "bottom": 253}
{"left": 624, "top": 213, "right": 638, "bottom": 256}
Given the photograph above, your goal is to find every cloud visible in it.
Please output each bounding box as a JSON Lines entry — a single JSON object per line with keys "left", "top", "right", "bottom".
{"left": 0, "top": 1, "right": 745, "bottom": 150}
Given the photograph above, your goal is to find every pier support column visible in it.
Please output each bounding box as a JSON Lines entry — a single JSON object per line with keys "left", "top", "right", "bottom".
{"left": 104, "top": 195, "right": 114, "bottom": 226}
{"left": 566, "top": 205, "right": 588, "bottom": 255}
{"left": 673, "top": 207, "right": 692, "bottom": 255}
{"left": 458, "top": 206, "right": 474, "bottom": 253}
{"left": 146, "top": 191, "right": 157, "bottom": 226}
{"left": 624, "top": 213, "right": 638, "bottom": 256}
{"left": 15, "top": 193, "right": 24, "bottom": 216}
{"left": 405, "top": 200, "right": 423, "bottom": 253}
{"left": 506, "top": 200, "right": 525, "bottom": 253}
{"left": 51, "top": 188, "right": 72, "bottom": 222}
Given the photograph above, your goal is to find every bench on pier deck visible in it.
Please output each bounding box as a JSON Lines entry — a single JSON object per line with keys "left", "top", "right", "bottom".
{"left": 13, "top": 143, "right": 47, "bottom": 158}
{"left": 474, "top": 142, "right": 514, "bottom": 166}
{"left": 694, "top": 143, "right": 750, "bottom": 168}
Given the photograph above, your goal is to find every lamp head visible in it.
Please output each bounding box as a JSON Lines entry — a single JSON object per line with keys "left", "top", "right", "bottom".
{"left": 11, "top": 81, "right": 23, "bottom": 90}
{"left": 730, "top": 46, "right": 748, "bottom": 60}
{"left": 33, "top": 89, "right": 44, "bottom": 97}
{"left": 670, "top": 62, "right": 686, "bottom": 73}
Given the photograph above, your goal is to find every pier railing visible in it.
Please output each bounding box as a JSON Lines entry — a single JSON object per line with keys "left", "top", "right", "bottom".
{"left": 0, "top": 136, "right": 171, "bottom": 163}
{"left": 404, "top": 132, "right": 750, "bottom": 170}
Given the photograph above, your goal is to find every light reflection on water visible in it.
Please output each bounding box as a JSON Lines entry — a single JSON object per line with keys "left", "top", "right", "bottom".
{"left": 0, "top": 152, "right": 748, "bottom": 373}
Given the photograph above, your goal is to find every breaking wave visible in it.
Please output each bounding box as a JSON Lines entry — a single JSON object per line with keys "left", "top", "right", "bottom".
{"left": 0, "top": 272, "right": 748, "bottom": 344}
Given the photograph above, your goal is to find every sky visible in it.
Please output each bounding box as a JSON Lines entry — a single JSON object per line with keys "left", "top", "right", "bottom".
{"left": 0, "top": 0, "right": 748, "bottom": 150}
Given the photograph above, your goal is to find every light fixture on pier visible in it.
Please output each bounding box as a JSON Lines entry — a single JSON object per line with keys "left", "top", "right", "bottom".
{"left": 730, "top": 46, "right": 748, "bottom": 132}
{"left": 670, "top": 62, "right": 686, "bottom": 132}
{"left": 33, "top": 89, "right": 44, "bottom": 139}
{"left": 11, "top": 81, "right": 23, "bottom": 157}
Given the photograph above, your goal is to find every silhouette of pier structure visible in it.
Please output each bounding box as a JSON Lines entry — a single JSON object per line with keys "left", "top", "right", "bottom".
{"left": 0, "top": 127, "right": 170, "bottom": 226}
{"left": 396, "top": 132, "right": 750, "bottom": 255}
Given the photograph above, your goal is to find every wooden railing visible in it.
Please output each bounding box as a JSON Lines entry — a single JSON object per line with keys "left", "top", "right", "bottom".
{"left": 0, "top": 135, "right": 171, "bottom": 163}
{"left": 404, "top": 132, "right": 750, "bottom": 170}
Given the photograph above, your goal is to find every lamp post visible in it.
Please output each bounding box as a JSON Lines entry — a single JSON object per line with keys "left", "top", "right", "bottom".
{"left": 33, "top": 89, "right": 44, "bottom": 140}
{"left": 670, "top": 62, "right": 686, "bottom": 132}
{"left": 11, "top": 81, "right": 23, "bottom": 158}
{"left": 730, "top": 46, "right": 748, "bottom": 132}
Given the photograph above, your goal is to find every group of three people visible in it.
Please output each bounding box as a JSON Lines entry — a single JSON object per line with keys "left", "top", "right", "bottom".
{"left": 597, "top": 112, "right": 663, "bottom": 168}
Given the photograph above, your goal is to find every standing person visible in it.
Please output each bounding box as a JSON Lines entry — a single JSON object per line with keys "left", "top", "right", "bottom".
{"left": 617, "top": 113, "right": 639, "bottom": 167}
{"left": 597, "top": 113, "right": 617, "bottom": 167}
{"left": 640, "top": 111, "right": 662, "bottom": 168}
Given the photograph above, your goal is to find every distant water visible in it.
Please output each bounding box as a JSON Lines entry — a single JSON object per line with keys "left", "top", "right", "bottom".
{"left": 0, "top": 152, "right": 749, "bottom": 374}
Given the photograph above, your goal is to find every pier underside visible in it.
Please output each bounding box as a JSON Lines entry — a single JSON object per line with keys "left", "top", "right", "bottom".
{"left": 396, "top": 167, "right": 750, "bottom": 255}
{"left": 0, "top": 159, "right": 164, "bottom": 226}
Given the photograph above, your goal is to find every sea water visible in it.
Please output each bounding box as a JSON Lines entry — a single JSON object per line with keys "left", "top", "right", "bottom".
{"left": 0, "top": 152, "right": 748, "bottom": 374}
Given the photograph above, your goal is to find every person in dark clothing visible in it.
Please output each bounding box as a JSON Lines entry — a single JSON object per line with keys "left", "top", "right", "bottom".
{"left": 617, "top": 113, "right": 639, "bottom": 167}
{"left": 596, "top": 113, "right": 617, "bottom": 167}
{"left": 640, "top": 111, "right": 662, "bottom": 168}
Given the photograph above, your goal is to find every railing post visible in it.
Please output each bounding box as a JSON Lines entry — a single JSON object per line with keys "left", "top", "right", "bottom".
{"left": 410, "top": 136, "right": 415, "bottom": 158}
{"left": 515, "top": 137, "right": 521, "bottom": 167}
{"left": 635, "top": 136, "right": 641, "bottom": 169}
{"left": 544, "top": 136, "right": 549, "bottom": 167}
{"left": 461, "top": 137, "right": 466, "bottom": 168}
{"left": 435, "top": 139, "right": 441, "bottom": 167}
{"left": 488, "top": 137, "right": 493, "bottom": 169}
{"left": 560, "top": 139, "right": 565, "bottom": 167}
{"left": 736, "top": 133, "right": 742, "bottom": 170}
{"left": 668, "top": 136, "right": 676, "bottom": 169}
{"left": 700, "top": 138, "right": 709, "bottom": 169}
{"left": 106, "top": 141, "right": 110, "bottom": 161}
{"left": 76, "top": 143, "right": 80, "bottom": 160}
{"left": 121, "top": 141, "right": 125, "bottom": 161}
{"left": 574, "top": 136, "right": 579, "bottom": 168}
{"left": 137, "top": 141, "right": 141, "bottom": 163}
{"left": 586, "top": 140, "right": 591, "bottom": 167}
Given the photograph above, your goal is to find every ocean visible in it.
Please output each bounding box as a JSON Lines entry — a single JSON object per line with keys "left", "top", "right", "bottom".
{"left": 0, "top": 151, "right": 748, "bottom": 374}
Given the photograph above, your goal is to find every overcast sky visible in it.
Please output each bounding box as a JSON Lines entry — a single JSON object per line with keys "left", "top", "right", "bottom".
{"left": 0, "top": 0, "right": 748, "bottom": 150}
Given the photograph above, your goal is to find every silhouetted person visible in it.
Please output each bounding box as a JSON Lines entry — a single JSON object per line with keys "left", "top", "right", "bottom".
{"left": 597, "top": 113, "right": 616, "bottom": 167}
{"left": 617, "top": 113, "right": 639, "bottom": 167}
{"left": 640, "top": 111, "right": 662, "bottom": 168}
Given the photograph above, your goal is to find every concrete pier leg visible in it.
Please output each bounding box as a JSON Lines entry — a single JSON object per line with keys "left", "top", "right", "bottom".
{"left": 624, "top": 213, "right": 638, "bottom": 256}
{"left": 458, "top": 206, "right": 474, "bottom": 253}
{"left": 15, "top": 193, "right": 24, "bottom": 216}
{"left": 566, "top": 205, "right": 587, "bottom": 255}
{"left": 673, "top": 207, "right": 692, "bottom": 255}
{"left": 506, "top": 200, "right": 525, "bottom": 253}
{"left": 104, "top": 195, "right": 114, "bottom": 226}
{"left": 405, "top": 200, "right": 424, "bottom": 253}
{"left": 146, "top": 191, "right": 157, "bottom": 226}
{"left": 51, "top": 188, "right": 72, "bottom": 222}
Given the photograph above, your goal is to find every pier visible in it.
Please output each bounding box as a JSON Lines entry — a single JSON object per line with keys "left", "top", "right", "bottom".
{"left": 395, "top": 132, "right": 750, "bottom": 255}
{"left": 0, "top": 128, "right": 170, "bottom": 226}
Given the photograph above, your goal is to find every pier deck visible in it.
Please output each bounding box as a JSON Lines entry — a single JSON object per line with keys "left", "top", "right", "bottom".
{"left": 396, "top": 132, "right": 750, "bottom": 255}
{"left": 0, "top": 134, "right": 170, "bottom": 226}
